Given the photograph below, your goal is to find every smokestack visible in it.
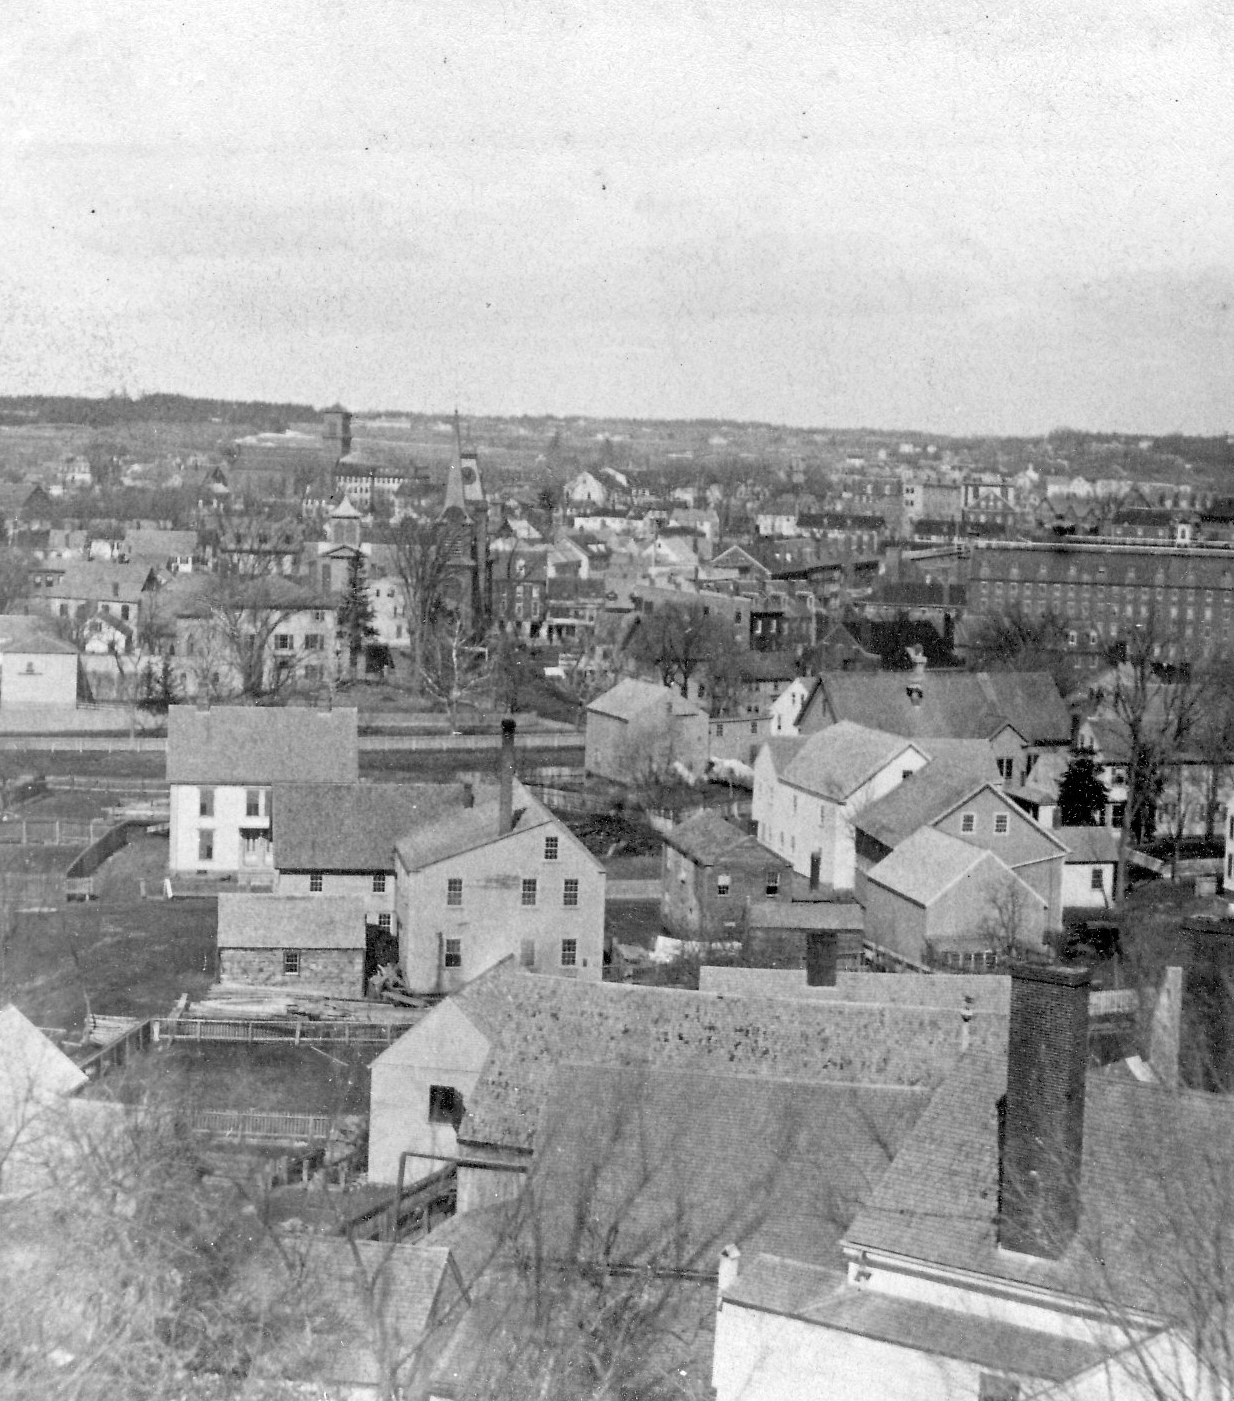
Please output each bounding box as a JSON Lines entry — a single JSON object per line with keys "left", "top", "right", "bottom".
{"left": 498, "top": 718, "right": 516, "bottom": 836}
{"left": 805, "top": 929, "right": 837, "bottom": 987}
{"left": 999, "top": 964, "right": 1090, "bottom": 1259}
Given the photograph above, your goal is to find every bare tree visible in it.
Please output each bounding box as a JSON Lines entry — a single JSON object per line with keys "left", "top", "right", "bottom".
{"left": 393, "top": 514, "right": 470, "bottom": 692}
{"left": 421, "top": 614, "right": 493, "bottom": 731}
{"left": 1093, "top": 612, "right": 1212, "bottom": 904}
{"left": 625, "top": 602, "right": 732, "bottom": 699}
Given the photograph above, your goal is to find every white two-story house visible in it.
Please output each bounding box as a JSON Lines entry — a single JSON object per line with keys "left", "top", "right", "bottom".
{"left": 752, "top": 721, "right": 930, "bottom": 891}
{"left": 166, "top": 704, "right": 358, "bottom": 879}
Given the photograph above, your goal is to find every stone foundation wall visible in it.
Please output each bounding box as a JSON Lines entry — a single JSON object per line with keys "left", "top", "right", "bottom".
{"left": 220, "top": 947, "right": 363, "bottom": 998}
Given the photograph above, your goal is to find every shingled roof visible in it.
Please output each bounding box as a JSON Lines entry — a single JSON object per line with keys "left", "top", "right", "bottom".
{"left": 441, "top": 962, "right": 1009, "bottom": 1155}
{"left": 273, "top": 782, "right": 468, "bottom": 871}
{"left": 166, "top": 704, "right": 359, "bottom": 785}
{"left": 217, "top": 893, "right": 368, "bottom": 949}
{"left": 845, "top": 1051, "right": 1234, "bottom": 1317}
{"left": 663, "top": 810, "right": 786, "bottom": 869}
{"left": 804, "top": 671, "right": 1069, "bottom": 745}
{"left": 864, "top": 827, "right": 1007, "bottom": 908}
{"left": 853, "top": 757, "right": 1004, "bottom": 853}
{"left": 780, "top": 721, "right": 925, "bottom": 802}
{"left": 530, "top": 1067, "right": 929, "bottom": 1270}
{"left": 587, "top": 677, "right": 704, "bottom": 721}
{"left": 394, "top": 792, "right": 568, "bottom": 873}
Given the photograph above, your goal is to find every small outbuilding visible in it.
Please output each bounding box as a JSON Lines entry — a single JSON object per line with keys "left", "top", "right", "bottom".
{"left": 1057, "top": 825, "right": 1120, "bottom": 909}
{"left": 661, "top": 810, "right": 790, "bottom": 942}
{"left": 864, "top": 827, "right": 1047, "bottom": 970}
{"left": 585, "top": 677, "right": 708, "bottom": 782}
{"left": 216, "top": 893, "right": 369, "bottom": 997}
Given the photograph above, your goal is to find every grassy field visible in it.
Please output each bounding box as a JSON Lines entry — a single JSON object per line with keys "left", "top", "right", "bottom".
{"left": 2, "top": 892, "right": 216, "bottom": 1034}
{"left": 91, "top": 1041, "right": 376, "bottom": 1116}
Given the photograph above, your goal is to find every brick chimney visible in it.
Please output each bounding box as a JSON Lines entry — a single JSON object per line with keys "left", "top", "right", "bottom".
{"left": 998, "top": 963, "right": 1090, "bottom": 1259}
{"left": 498, "top": 718, "right": 516, "bottom": 837}
{"left": 805, "top": 928, "right": 838, "bottom": 987}
{"left": 1180, "top": 919, "right": 1234, "bottom": 1092}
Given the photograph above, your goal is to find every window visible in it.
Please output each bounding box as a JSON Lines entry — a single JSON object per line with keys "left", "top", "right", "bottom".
{"left": 377, "top": 912, "right": 392, "bottom": 931}
{"left": 282, "top": 949, "right": 301, "bottom": 976}
{"left": 443, "top": 938, "right": 462, "bottom": 969}
{"left": 560, "top": 938, "right": 579, "bottom": 968}
{"left": 1090, "top": 867, "right": 1105, "bottom": 891}
{"left": 993, "top": 814, "right": 1009, "bottom": 835}
{"left": 304, "top": 633, "right": 323, "bottom": 650}
{"left": 960, "top": 812, "right": 975, "bottom": 833}
{"left": 544, "top": 835, "right": 559, "bottom": 861}
{"left": 312, "top": 610, "right": 326, "bottom": 622}
{"left": 428, "top": 1084, "right": 463, "bottom": 1127}
{"left": 765, "top": 871, "right": 780, "bottom": 897}
{"left": 716, "top": 873, "right": 731, "bottom": 897}
{"left": 245, "top": 788, "right": 262, "bottom": 818}
{"left": 978, "top": 1376, "right": 1021, "bottom": 1401}
{"left": 199, "top": 787, "right": 214, "bottom": 819}
{"left": 563, "top": 878, "right": 579, "bottom": 906}
{"left": 310, "top": 873, "right": 323, "bottom": 893}
{"left": 521, "top": 878, "right": 538, "bottom": 906}
{"left": 372, "top": 873, "right": 387, "bottom": 894}
{"left": 446, "top": 877, "right": 463, "bottom": 906}
{"left": 274, "top": 633, "right": 293, "bottom": 651}
{"left": 197, "top": 830, "right": 213, "bottom": 861}
{"left": 996, "top": 758, "right": 1013, "bottom": 781}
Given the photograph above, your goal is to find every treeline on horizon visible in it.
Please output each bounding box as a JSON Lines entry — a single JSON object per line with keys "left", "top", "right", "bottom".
{"left": 0, "top": 394, "right": 319, "bottom": 432}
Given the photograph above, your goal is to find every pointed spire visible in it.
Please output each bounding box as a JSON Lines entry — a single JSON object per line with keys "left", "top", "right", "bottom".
{"left": 441, "top": 406, "right": 471, "bottom": 520}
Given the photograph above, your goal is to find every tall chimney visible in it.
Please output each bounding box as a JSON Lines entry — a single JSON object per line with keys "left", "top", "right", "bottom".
{"left": 805, "top": 929, "right": 837, "bottom": 987}
{"left": 498, "top": 718, "right": 516, "bottom": 836}
{"left": 999, "top": 964, "right": 1090, "bottom": 1259}
{"left": 1180, "top": 919, "right": 1234, "bottom": 1093}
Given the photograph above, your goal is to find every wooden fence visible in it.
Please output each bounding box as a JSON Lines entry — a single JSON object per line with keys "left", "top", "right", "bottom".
{"left": 163, "top": 1017, "right": 404, "bottom": 1046}
{"left": 191, "top": 1109, "right": 334, "bottom": 1142}
{"left": 77, "top": 1017, "right": 156, "bottom": 1079}
{"left": 0, "top": 817, "right": 114, "bottom": 846}
{"left": 47, "top": 775, "right": 168, "bottom": 795}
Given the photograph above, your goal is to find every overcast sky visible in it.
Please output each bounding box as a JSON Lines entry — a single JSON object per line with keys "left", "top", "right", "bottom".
{"left": 3, "top": 1, "right": 1232, "bottom": 435}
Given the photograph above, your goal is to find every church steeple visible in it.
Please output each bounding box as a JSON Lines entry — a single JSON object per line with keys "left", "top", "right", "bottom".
{"left": 440, "top": 408, "right": 472, "bottom": 521}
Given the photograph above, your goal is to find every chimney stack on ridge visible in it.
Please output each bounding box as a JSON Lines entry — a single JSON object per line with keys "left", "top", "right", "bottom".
{"left": 498, "top": 718, "right": 516, "bottom": 836}
{"left": 998, "top": 963, "right": 1090, "bottom": 1259}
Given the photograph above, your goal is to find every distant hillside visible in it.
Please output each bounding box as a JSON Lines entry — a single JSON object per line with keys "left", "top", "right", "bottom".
{"left": 0, "top": 394, "right": 319, "bottom": 433}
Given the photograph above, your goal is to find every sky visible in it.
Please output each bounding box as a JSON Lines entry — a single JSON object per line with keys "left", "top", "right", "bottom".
{"left": 2, "top": 0, "right": 1233, "bottom": 435}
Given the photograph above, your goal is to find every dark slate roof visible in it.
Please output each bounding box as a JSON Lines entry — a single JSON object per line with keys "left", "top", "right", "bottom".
{"left": 846, "top": 1052, "right": 1234, "bottom": 1315}
{"left": 443, "top": 962, "right": 1009, "bottom": 1154}
{"left": 724, "top": 1255, "right": 1107, "bottom": 1382}
{"left": 39, "top": 561, "right": 158, "bottom": 603}
{"left": 273, "top": 782, "right": 468, "bottom": 871}
{"left": 663, "top": 810, "right": 786, "bottom": 869}
{"left": 166, "top": 705, "right": 359, "bottom": 785}
{"left": 530, "top": 1067, "right": 929, "bottom": 1270}
{"left": 807, "top": 671, "right": 1069, "bottom": 745}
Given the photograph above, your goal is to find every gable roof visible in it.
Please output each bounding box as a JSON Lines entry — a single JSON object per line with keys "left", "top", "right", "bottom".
{"left": 854, "top": 754, "right": 1003, "bottom": 852}
{"left": 273, "top": 782, "right": 469, "bottom": 871}
{"left": 0, "top": 1005, "right": 87, "bottom": 1126}
{"left": 216, "top": 893, "right": 369, "bottom": 949}
{"left": 531, "top": 1067, "right": 929, "bottom": 1270}
{"left": 394, "top": 792, "right": 578, "bottom": 873}
{"left": 781, "top": 721, "right": 923, "bottom": 802}
{"left": 845, "top": 1052, "right": 1234, "bottom": 1317}
{"left": 663, "top": 810, "right": 786, "bottom": 868}
{"left": 166, "top": 704, "right": 359, "bottom": 785}
{"left": 429, "top": 962, "right": 1010, "bottom": 1155}
{"left": 1056, "top": 825, "right": 1122, "bottom": 864}
{"left": 865, "top": 827, "right": 1008, "bottom": 908}
{"left": 38, "top": 560, "right": 159, "bottom": 603}
{"left": 805, "top": 671, "right": 1068, "bottom": 745}
{"left": 587, "top": 676, "right": 704, "bottom": 721}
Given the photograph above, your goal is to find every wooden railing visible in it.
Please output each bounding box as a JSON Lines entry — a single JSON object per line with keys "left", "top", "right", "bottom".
{"left": 163, "top": 1017, "right": 404, "bottom": 1045}
{"left": 341, "top": 1164, "right": 458, "bottom": 1243}
{"left": 191, "top": 1109, "right": 335, "bottom": 1141}
{"left": 77, "top": 1017, "right": 156, "bottom": 1079}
